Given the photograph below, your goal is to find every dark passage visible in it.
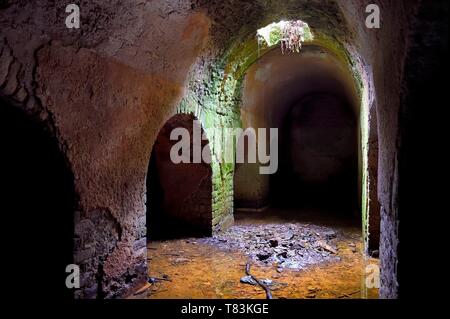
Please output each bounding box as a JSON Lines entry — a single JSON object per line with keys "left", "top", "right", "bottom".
{"left": 1, "top": 100, "right": 75, "bottom": 300}
{"left": 271, "top": 92, "right": 358, "bottom": 214}
{"left": 235, "top": 47, "right": 360, "bottom": 218}
{"left": 146, "top": 114, "right": 212, "bottom": 240}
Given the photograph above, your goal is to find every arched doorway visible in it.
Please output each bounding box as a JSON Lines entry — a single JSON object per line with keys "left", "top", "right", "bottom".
{"left": 146, "top": 113, "right": 212, "bottom": 240}
{"left": 272, "top": 92, "right": 358, "bottom": 213}
{"left": 367, "top": 104, "right": 380, "bottom": 255}
{"left": 234, "top": 46, "right": 360, "bottom": 218}
{"left": 1, "top": 100, "right": 75, "bottom": 299}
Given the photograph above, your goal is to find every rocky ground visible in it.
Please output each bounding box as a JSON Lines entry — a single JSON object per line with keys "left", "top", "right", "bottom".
{"left": 128, "top": 213, "right": 380, "bottom": 299}
{"left": 200, "top": 223, "right": 349, "bottom": 271}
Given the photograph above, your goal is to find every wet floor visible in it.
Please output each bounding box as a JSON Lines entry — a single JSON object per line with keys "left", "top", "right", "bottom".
{"left": 131, "top": 208, "right": 379, "bottom": 299}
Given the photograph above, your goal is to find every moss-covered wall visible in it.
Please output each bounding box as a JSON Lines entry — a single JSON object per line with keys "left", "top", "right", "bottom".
{"left": 0, "top": 0, "right": 373, "bottom": 298}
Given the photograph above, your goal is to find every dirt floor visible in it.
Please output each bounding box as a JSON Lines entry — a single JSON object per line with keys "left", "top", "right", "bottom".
{"left": 130, "top": 208, "right": 379, "bottom": 299}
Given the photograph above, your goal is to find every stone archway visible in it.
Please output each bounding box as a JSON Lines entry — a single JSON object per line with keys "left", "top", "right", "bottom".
{"left": 368, "top": 104, "right": 380, "bottom": 255}
{"left": 146, "top": 113, "right": 213, "bottom": 240}
{"left": 277, "top": 92, "right": 358, "bottom": 212}
{"left": 1, "top": 100, "right": 76, "bottom": 299}
{"left": 234, "top": 46, "right": 360, "bottom": 215}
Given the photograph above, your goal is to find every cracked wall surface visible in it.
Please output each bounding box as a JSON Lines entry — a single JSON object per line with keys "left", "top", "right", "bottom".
{"left": 1, "top": 0, "right": 443, "bottom": 298}
{"left": 235, "top": 46, "right": 359, "bottom": 210}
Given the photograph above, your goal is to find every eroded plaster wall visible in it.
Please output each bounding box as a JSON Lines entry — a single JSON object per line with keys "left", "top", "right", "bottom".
{"left": 0, "top": 0, "right": 435, "bottom": 298}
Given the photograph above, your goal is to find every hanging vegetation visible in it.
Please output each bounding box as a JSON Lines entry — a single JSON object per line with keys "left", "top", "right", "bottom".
{"left": 257, "top": 20, "right": 313, "bottom": 53}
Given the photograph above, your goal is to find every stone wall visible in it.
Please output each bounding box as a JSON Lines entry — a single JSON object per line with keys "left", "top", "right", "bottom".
{"left": 368, "top": 104, "right": 380, "bottom": 254}
{"left": 1, "top": 0, "right": 213, "bottom": 298}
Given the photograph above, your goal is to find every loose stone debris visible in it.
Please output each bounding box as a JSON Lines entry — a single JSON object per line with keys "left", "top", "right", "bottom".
{"left": 201, "top": 223, "right": 342, "bottom": 270}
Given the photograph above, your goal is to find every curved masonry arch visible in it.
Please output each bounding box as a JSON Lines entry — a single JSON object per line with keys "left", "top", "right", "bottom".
{"left": 146, "top": 112, "right": 213, "bottom": 240}
{"left": 179, "top": 14, "right": 376, "bottom": 247}
{"left": 1, "top": 0, "right": 443, "bottom": 299}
